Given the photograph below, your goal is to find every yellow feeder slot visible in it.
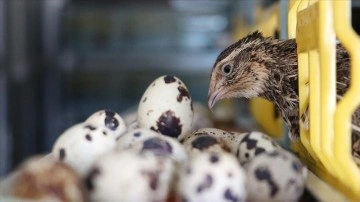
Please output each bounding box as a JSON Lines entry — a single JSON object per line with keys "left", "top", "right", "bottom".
{"left": 296, "top": 0, "right": 324, "bottom": 168}
{"left": 318, "top": 0, "right": 338, "bottom": 181}
{"left": 297, "top": 51, "right": 318, "bottom": 160}
{"left": 289, "top": 0, "right": 319, "bottom": 162}
{"left": 288, "top": 0, "right": 300, "bottom": 38}
{"left": 296, "top": 0, "right": 345, "bottom": 182}
{"left": 333, "top": 0, "right": 360, "bottom": 198}
{"left": 290, "top": 0, "right": 360, "bottom": 199}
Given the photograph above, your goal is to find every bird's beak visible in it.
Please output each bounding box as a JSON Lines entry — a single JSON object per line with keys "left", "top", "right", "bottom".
{"left": 208, "top": 84, "right": 225, "bottom": 110}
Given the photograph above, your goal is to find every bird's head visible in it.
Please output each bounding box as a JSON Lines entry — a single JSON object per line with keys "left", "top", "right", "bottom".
{"left": 208, "top": 31, "right": 273, "bottom": 109}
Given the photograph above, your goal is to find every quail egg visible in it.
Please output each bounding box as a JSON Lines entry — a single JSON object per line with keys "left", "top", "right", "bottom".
{"left": 182, "top": 134, "right": 230, "bottom": 154}
{"left": 180, "top": 128, "right": 245, "bottom": 153}
{"left": 117, "top": 129, "right": 188, "bottom": 164}
{"left": 243, "top": 151, "right": 306, "bottom": 202}
{"left": 234, "top": 131, "right": 283, "bottom": 164}
{"left": 137, "top": 75, "right": 193, "bottom": 139}
{"left": 116, "top": 128, "right": 159, "bottom": 150}
{"left": 52, "top": 123, "right": 117, "bottom": 176}
{"left": 177, "top": 151, "right": 247, "bottom": 202}
{"left": 85, "top": 109, "right": 127, "bottom": 137}
{"left": 85, "top": 150, "right": 174, "bottom": 202}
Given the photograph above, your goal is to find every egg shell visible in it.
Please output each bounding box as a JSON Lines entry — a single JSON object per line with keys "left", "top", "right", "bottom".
{"left": 137, "top": 75, "right": 193, "bottom": 139}
{"left": 117, "top": 128, "right": 188, "bottom": 164}
{"left": 52, "top": 123, "right": 117, "bottom": 176}
{"left": 243, "top": 151, "right": 306, "bottom": 202}
{"left": 177, "top": 151, "right": 247, "bottom": 202}
{"left": 85, "top": 109, "right": 127, "bottom": 137}
{"left": 0, "top": 155, "right": 85, "bottom": 202}
{"left": 135, "top": 136, "right": 188, "bottom": 164}
{"left": 85, "top": 150, "right": 174, "bottom": 202}
{"left": 234, "top": 131, "right": 283, "bottom": 164}
{"left": 116, "top": 128, "right": 159, "bottom": 150}
{"left": 180, "top": 128, "right": 246, "bottom": 153}
{"left": 182, "top": 134, "right": 229, "bottom": 154}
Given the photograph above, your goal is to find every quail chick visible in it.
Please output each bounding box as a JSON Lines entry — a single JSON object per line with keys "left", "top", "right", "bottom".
{"left": 208, "top": 31, "right": 360, "bottom": 163}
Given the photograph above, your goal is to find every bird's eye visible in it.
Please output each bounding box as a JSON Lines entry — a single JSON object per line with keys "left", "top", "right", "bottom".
{"left": 221, "top": 64, "right": 233, "bottom": 75}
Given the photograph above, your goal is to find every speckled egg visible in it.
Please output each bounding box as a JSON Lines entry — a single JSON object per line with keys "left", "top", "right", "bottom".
{"left": 85, "top": 109, "right": 127, "bottom": 137}
{"left": 180, "top": 128, "right": 245, "bottom": 153}
{"left": 116, "top": 128, "right": 159, "bottom": 150}
{"left": 177, "top": 151, "right": 247, "bottom": 202}
{"left": 116, "top": 128, "right": 188, "bottom": 164}
{"left": 132, "top": 135, "right": 188, "bottom": 164}
{"left": 234, "top": 131, "right": 282, "bottom": 164}
{"left": 85, "top": 150, "right": 174, "bottom": 202}
{"left": 52, "top": 123, "right": 117, "bottom": 176}
{"left": 0, "top": 155, "right": 86, "bottom": 202}
{"left": 182, "top": 134, "right": 230, "bottom": 154}
{"left": 243, "top": 151, "right": 306, "bottom": 202}
{"left": 137, "top": 75, "right": 193, "bottom": 139}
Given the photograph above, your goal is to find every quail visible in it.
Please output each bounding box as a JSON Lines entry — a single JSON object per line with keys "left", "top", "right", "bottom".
{"left": 208, "top": 31, "right": 360, "bottom": 163}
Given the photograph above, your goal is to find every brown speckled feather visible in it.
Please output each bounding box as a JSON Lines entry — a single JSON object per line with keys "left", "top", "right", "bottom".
{"left": 208, "top": 31, "right": 360, "bottom": 162}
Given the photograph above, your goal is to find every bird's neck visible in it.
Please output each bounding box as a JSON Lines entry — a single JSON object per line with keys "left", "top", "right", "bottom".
{"left": 258, "top": 39, "right": 300, "bottom": 136}
{"left": 260, "top": 39, "right": 298, "bottom": 102}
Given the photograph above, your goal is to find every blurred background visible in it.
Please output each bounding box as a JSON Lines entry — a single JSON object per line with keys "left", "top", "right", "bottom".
{"left": 1, "top": 0, "right": 359, "bottom": 178}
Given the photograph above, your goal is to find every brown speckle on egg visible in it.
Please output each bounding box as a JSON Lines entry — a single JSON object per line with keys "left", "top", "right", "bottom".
{"left": 191, "top": 136, "right": 218, "bottom": 151}
{"left": 59, "top": 148, "right": 66, "bottom": 161}
{"left": 197, "top": 174, "right": 213, "bottom": 193}
{"left": 84, "top": 125, "right": 97, "bottom": 131}
{"left": 240, "top": 133, "right": 258, "bottom": 149}
{"left": 177, "top": 86, "right": 190, "bottom": 102}
{"left": 141, "top": 137, "right": 173, "bottom": 155}
{"left": 210, "top": 154, "right": 219, "bottom": 163}
{"left": 105, "top": 110, "right": 119, "bottom": 131}
{"left": 291, "top": 161, "right": 301, "bottom": 173}
{"left": 186, "top": 167, "right": 192, "bottom": 175}
{"left": 147, "top": 110, "right": 154, "bottom": 116}
{"left": 164, "top": 75, "right": 177, "bottom": 84}
{"left": 236, "top": 148, "right": 240, "bottom": 157}
{"left": 255, "top": 148, "right": 266, "bottom": 155}
{"left": 255, "top": 167, "right": 279, "bottom": 197}
{"left": 151, "top": 110, "right": 182, "bottom": 138}
{"left": 85, "top": 167, "right": 101, "bottom": 191}
{"left": 224, "top": 188, "right": 239, "bottom": 202}
{"left": 141, "top": 170, "right": 161, "bottom": 191}
{"left": 85, "top": 134, "right": 92, "bottom": 141}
